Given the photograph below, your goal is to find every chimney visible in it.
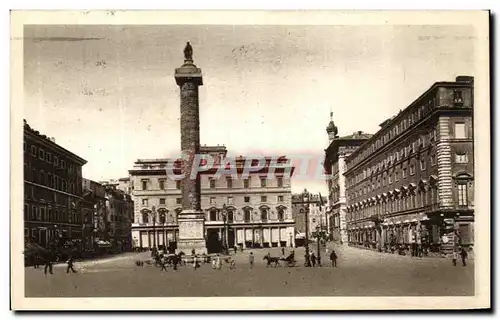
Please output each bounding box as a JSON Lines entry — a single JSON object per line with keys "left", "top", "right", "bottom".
{"left": 50, "top": 137, "right": 56, "bottom": 143}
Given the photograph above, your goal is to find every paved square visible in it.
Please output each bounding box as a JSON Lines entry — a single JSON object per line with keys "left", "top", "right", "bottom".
{"left": 24, "top": 244, "right": 474, "bottom": 297}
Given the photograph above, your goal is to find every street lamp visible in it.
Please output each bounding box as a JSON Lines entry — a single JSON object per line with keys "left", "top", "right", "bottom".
{"left": 222, "top": 204, "right": 229, "bottom": 254}
{"left": 302, "top": 189, "right": 311, "bottom": 267}
{"left": 152, "top": 206, "right": 156, "bottom": 250}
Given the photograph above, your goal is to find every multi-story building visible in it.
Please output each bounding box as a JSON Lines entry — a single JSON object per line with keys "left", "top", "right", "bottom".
{"left": 81, "top": 178, "right": 107, "bottom": 251}
{"left": 323, "top": 118, "right": 372, "bottom": 243}
{"left": 291, "top": 193, "right": 327, "bottom": 237}
{"left": 129, "top": 145, "right": 295, "bottom": 253}
{"left": 344, "top": 76, "right": 474, "bottom": 254}
{"left": 23, "top": 120, "right": 87, "bottom": 247}
{"left": 100, "top": 182, "right": 134, "bottom": 252}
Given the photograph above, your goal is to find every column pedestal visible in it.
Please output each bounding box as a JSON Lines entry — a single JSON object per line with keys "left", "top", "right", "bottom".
{"left": 176, "top": 210, "right": 207, "bottom": 254}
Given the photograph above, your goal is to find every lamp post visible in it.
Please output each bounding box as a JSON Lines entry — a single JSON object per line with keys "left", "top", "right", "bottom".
{"left": 222, "top": 204, "right": 229, "bottom": 254}
{"left": 316, "top": 225, "right": 322, "bottom": 266}
{"left": 152, "top": 206, "right": 156, "bottom": 250}
{"left": 302, "top": 189, "right": 311, "bottom": 267}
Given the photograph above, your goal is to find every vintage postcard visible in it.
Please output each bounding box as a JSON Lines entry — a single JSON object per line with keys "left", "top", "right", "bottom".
{"left": 11, "top": 10, "right": 490, "bottom": 310}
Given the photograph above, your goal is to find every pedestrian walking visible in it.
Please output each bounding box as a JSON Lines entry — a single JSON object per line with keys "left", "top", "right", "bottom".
{"left": 304, "top": 252, "right": 311, "bottom": 267}
{"left": 330, "top": 250, "right": 337, "bottom": 267}
{"left": 281, "top": 247, "right": 285, "bottom": 256}
{"left": 43, "top": 254, "right": 53, "bottom": 275}
{"left": 193, "top": 255, "right": 200, "bottom": 270}
{"left": 66, "top": 256, "right": 77, "bottom": 273}
{"left": 160, "top": 256, "right": 168, "bottom": 272}
{"left": 215, "top": 255, "right": 222, "bottom": 270}
{"left": 191, "top": 248, "right": 196, "bottom": 256}
{"left": 460, "top": 247, "right": 468, "bottom": 267}
{"left": 249, "top": 252, "right": 254, "bottom": 269}
{"left": 172, "top": 255, "right": 179, "bottom": 270}
{"left": 452, "top": 251, "right": 458, "bottom": 266}
{"left": 310, "top": 252, "right": 317, "bottom": 267}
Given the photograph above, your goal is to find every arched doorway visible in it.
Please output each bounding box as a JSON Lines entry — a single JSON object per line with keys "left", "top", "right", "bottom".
{"left": 206, "top": 229, "right": 222, "bottom": 254}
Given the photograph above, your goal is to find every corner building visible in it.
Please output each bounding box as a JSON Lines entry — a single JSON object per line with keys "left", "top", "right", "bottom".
{"left": 129, "top": 146, "right": 296, "bottom": 252}
{"left": 344, "top": 76, "right": 474, "bottom": 254}
{"left": 324, "top": 130, "right": 372, "bottom": 243}
{"left": 24, "top": 120, "right": 87, "bottom": 247}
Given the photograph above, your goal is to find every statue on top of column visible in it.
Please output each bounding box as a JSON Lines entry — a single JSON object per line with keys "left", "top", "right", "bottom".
{"left": 184, "top": 42, "right": 193, "bottom": 61}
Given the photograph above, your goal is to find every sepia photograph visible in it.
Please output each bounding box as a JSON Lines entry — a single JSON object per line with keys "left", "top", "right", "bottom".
{"left": 10, "top": 10, "right": 490, "bottom": 310}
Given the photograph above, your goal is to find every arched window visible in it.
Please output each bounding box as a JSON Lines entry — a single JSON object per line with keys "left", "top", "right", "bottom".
{"left": 278, "top": 208, "right": 284, "bottom": 221}
{"left": 244, "top": 208, "right": 251, "bottom": 222}
{"left": 142, "top": 212, "right": 149, "bottom": 224}
{"left": 227, "top": 210, "right": 234, "bottom": 222}
{"left": 260, "top": 208, "right": 268, "bottom": 221}
{"left": 158, "top": 210, "right": 166, "bottom": 224}
{"left": 209, "top": 209, "right": 217, "bottom": 221}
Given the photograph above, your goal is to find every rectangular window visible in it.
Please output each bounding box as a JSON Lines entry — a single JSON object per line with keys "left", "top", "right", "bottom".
{"left": 159, "top": 179, "right": 165, "bottom": 190}
{"left": 431, "top": 154, "right": 436, "bottom": 166}
{"left": 209, "top": 178, "right": 216, "bottom": 189}
{"left": 455, "top": 153, "right": 468, "bottom": 164}
{"left": 458, "top": 183, "right": 468, "bottom": 206}
{"left": 403, "top": 168, "right": 407, "bottom": 178}
{"left": 226, "top": 177, "right": 232, "bottom": 189}
{"left": 454, "top": 123, "right": 466, "bottom": 139}
{"left": 40, "top": 207, "right": 46, "bottom": 221}
{"left": 47, "top": 152, "right": 52, "bottom": 163}
{"left": 410, "top": 164, "right": 415, "bottom": 176}
{"left": 261, "top": 196, "right": 267, "bottom": 203}
{"left": 395, "top": 171, "right": 399, "bottom": 181}
{"left": 61, "top": 160, "right": 66, "bottom": 169}
{"left": 54, "top": 156, "right": 59, "bottom": 167}
{"left": 420, "top": 159, "right": 426, "bottom": 171}
{"left": 277, "top": 177, "right": 283, "bottom": 187}
{"left": 244, "top": 196, "right": 250, "bottom": 203}
{"left": 260, "top": 178, "right": 267, "bottom": 187}
{"left": 159, "top": 198, "right": 166, "bottom": 205}
{"left": 176, "top": 198, "right": 182, "bottom": 205}
{"left": 142, "top": 180, "right": 148, "bottom": 190}
{"left": 227, "top": 196, "right": 233, "bottom": 205}
{"left": 278, "top": 195, "right": 284, "bottom": 202}
{"left": 210, "top": 197, "right": 216, "bottom": 204}
{"left": 31, "top": 145, "right": 36, "bottom": 156}
{"left": 176, "top": 180, "right": 181, "bottom": 190}
{"left": 142, "top": 198, "right": 148, "bottom": 206}
{"left": 39, "top": 148, "right": 44, "bottom": 160}
{"left": 243, "top": 179, "right": 250, "bottom": 188}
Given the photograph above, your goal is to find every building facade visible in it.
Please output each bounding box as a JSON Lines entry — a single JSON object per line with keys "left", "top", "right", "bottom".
{"left": 23, "top": 120, "right": 87, "bottom": 248}
{"left": 81, "top": 178, "right": 107, "bottom": 250}
{"left": 324, "top": 128, "right": 372, "bottom": 243}
{"left": 129, "top": 146, "right": 296, "bottom": 252}
{"left": 344, "top": 76, "right": 474, "bottom": 254}
{"left": 291, "top": 193, "right": 327, "bottom": 237}
{"left": 100, "top": 182, "right": 135, "bottom": 252}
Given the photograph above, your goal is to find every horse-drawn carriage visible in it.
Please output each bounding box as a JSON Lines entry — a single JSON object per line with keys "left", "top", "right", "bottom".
{"left": 263, "top": 252, "right": 297, "bottom": 267}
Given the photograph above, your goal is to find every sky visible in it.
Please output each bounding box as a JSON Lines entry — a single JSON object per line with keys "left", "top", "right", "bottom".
{"left": 23, "top": 24, "right": 476, "bottom": 194}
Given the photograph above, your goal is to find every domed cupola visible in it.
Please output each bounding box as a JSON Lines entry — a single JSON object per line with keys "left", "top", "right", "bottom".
{"left": 326, "top": 112, "right": 339, "bottom": 142}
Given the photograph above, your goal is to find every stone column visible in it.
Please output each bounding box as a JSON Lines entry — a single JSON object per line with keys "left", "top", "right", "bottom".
{"left": 174, "top": 42, "right": 207, "bottom": 254}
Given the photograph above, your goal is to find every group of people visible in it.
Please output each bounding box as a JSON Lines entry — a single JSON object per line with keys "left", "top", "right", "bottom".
{"left": 33, "top": 253, "right": 77, "bottom": 275}
{"left": 304, "top": 248, "right": 338, "bottom": 267}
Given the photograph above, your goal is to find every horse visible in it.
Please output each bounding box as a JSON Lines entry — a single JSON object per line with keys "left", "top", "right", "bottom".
{"left": 263, "top": 254, "right": 281, "bottom": 267}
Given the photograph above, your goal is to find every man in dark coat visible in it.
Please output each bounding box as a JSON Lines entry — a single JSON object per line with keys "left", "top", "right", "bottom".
{"left": 330, "top": 250, "right": 338, "bottom": 267}
{"left": 44, "top": 252, "right": 54, "bottom": 275}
